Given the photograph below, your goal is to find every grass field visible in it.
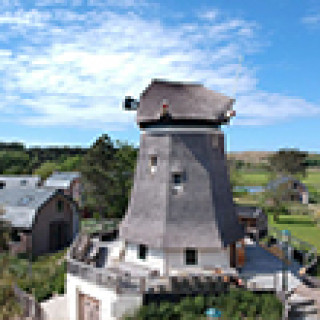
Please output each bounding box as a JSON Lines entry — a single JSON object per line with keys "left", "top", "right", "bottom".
{"left": 236, "top": 168, "right": 320, "bottom": 189}
{"left": 303, "top": 170, "right": 320, "bottom": 188}
{"left": 268, "top": 214, "right": 320, "bottom": 254}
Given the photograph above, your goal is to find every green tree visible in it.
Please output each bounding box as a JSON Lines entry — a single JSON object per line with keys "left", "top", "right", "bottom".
{"left": 34, "top": 160, "right": 60, "bottom": 180}
{"left": 268, "top": 148, "right": 308, "bottom": 177}
{"left": 0, "top": 207, "right": 11, "bottom": 252}
{"left": 0, "top": 210, "right": 22, "bottom": 320}
{"left": 259, "top": 183, "right": 290, "bottom": 222}
{"left": 81, "top": 134, "right": 116, "bottom": 218}
{"left": 107, "top": 141, "right": 137, "bottom": 218}
{"left": 0, "top": 151, "right": 30, "bottom": 174}
{"left": 81, "top": 136, "right": 137, "bottom": 219}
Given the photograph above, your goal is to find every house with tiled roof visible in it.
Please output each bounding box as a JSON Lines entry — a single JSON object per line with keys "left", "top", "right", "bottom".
{"left": 0, "top": 175, "right": 41, "bottom": 189}
{"left": 0, "top": 187, "right": 79, "bottom": 257}
{"left": 267, "top": 176, "right": 309, "bottom": 205}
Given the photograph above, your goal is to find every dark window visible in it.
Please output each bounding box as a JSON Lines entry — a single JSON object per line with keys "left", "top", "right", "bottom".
{"left": 173, "top": 173, "right": 182, "bottom": 185}
{"left": 150, "top": 155, "right": 158, "bottom": 173}
{"left": 57, "top": 200, "right": 64, "bottom": 212}
{"left": 150, "top": 155, "right": 157, "bottom": 167}
{"left": 11, "top": 230, "right": 21, "bottom": 242}
{"left": 138, "top": 244, "right": 148, "bottom": 260}
{"left": 185, "top": 248, "right": 198, "bottom": 265}
{"left": 0, "top": 182, "right": 5, "bottom": 189}
{"left": 172, "top": 173, "right": 184, "bottom": 194}
{"left": 20, "top": 180, "right": 27, "bottom": 186}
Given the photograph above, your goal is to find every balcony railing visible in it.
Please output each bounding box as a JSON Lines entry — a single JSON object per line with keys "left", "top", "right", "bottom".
{"left": 67, "top": 258, "right": 144, "bottom": 294}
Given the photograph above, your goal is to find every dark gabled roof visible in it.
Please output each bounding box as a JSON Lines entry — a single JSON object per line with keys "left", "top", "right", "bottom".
{"left": 0, "top": 187, "right": 76, "bottom": 229}
{"left": 137, "top": 79, "right": 234, "bottom": 125}
{"left": 235, "top": 205, "right": 264, "bottom": 219}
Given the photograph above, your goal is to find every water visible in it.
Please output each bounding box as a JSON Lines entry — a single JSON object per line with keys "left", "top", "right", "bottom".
{"left": 234, "top": 186, "right": 265, "bottom": 193}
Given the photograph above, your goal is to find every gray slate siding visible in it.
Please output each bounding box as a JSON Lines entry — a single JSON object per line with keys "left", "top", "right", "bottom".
{"left": 120, "top": 130, "right": 243, "bottom": 249}
{"left": 120, "top": 133, "right": 170, "bottom": 248}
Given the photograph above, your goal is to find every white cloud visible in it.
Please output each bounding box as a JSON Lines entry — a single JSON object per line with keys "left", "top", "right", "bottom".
{"left": 301, "top": 13, "right": 320, "bottom": 27}
{"left": 0, "top": 6, "right": 318, "bottom": 131}
{"left": 235, "top": 92, "right": 320, "bottom": 125}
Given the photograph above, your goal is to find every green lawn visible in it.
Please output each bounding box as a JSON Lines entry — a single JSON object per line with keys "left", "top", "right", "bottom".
{"left": 236, "top": 170, "right": 270, "bottom": 186}
{"left": 236, "top": 168, "right": 320, "bottom": 190}
{"left": 268, "top": 214, "right": 320, "bottom": 254}
{"left": 303, "top": 170, "right": 320, "bottom": 188}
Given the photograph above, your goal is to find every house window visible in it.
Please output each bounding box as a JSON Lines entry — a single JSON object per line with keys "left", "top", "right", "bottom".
{"left": 20, "top": 180, "right": 27, "bottom": 186}
{"left": 0, "top": 182, "right": 5, "bottom": 189}
{"left": 138, "top": 244, "right": 148, "bottom": 260}
{"left": 150, "top": 155, "right": 158, "bottom": 173}
{"left": 57, "top": 200, "right": 64, "bottom": 213}
{"left": 185, "top": 248, "right": 198, "bottom": 265}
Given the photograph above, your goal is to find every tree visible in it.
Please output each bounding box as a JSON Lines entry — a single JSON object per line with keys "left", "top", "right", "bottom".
{"left": 259, "top": 183, "right": 291, "bottom": 223}
{"left": 106, "top": 141, "right": 137, "bottom": 218}
{"left": 0, "top": 207, "right": 11, "bottom": 252}
{"left": 81, "top": 134, "right": 116, "bottom": 218}
{"left": 0, "top": 209, "right": 22, "bottom": 320}
{"left": 81, "top": 135, "right": 138, "bottom": 219}
{"left": 268, "top": 149, "right": 308, "bottom": 177}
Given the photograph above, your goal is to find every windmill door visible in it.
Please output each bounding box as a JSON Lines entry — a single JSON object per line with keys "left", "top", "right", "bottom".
{"left": 79, "top": 293, "right": 100, "bottom": 320}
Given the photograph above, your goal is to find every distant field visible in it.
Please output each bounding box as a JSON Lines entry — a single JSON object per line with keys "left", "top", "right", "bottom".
{"left": 303, "top": 170, "right": 320, "bottom": 188}
{"left": 237, "top": 170, "right": 270, "bottom": 186}
{"left": 268, "top": 214, "right": 320, "bottom": 254}
{"left": 237, "top": 169, "right": 320, "bottom": 190}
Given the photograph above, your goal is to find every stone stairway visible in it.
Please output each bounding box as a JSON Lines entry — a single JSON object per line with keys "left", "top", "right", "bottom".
{"left": 287, "top": 284, "right": 320, "bottom": 319}
{"left": 287, "top": 292, "right": 318, "bottom": 320}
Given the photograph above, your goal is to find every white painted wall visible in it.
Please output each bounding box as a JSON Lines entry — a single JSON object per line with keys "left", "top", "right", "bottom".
{"left": 166, "top": 248, "right": 230, "bottom": 272}
{"left": 123, "top": 243, "right": 230, "bottom": 275}
{"left": 124, "top": 242, "right": 166, "bottom": 275}
{"left": 67, "top": 273, "right": 143, "bottom": 320}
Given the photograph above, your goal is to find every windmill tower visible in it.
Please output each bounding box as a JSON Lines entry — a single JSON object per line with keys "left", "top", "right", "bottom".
{"left": 119, "top": 79, "right": 245, "bottom": 276}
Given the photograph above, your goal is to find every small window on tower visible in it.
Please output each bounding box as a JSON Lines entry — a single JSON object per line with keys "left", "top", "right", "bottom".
{"left": 172, "top": 172, "right": 183, "bottom": 194}
{"left": 185, "top": 248, "right": 198, "bottom": 265}
{"left": 150, "top": 155, "right": 158, "bottom": 174}
{"left": 138, "top": 244, "right": 148, "bottom": 260}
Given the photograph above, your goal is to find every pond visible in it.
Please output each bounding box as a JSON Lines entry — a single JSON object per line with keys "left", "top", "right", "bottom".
{"left": 234, "top": 186, "right": 265, "bottom": 193}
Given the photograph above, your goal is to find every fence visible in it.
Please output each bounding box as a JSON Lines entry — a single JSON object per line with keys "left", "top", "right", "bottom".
{"left": 67, "top": 258, "right": 144, "bottom": 294}
{"left": 267, "top": 225, "right": 318, "bottom": 269}
{"left": 13, "top": 284, "right": 44, "bottom": 320}
{"left": 80, "top": 218, "right": 121, "bottom": 234}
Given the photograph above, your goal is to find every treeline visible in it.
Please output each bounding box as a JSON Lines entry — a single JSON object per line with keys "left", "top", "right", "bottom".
{"left": 0, "top": 142, "right": 88, "bottom": 176}
{"left": 0, "top": 137, "right": 138, "bottom": 219}
{"left": 229, "top": 149, "right": 320, "bottom": 171}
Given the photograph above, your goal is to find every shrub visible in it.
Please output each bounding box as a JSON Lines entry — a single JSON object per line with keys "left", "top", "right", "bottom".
{"left": 127, "top": 288, "right": 282, "bottom": 320}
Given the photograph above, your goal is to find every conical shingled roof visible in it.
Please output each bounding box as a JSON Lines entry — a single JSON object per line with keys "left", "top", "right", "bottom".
{"left": 137, "top": 79, "right": 234, "bottom": 125}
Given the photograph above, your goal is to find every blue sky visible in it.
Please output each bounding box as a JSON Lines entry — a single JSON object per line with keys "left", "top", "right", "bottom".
{"left": 0, "top": 0, "right": 319, "bottom": 152}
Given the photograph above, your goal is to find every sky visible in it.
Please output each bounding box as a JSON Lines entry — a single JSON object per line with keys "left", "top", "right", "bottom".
{"left": 0, "top": 0, "right": 319, "bottom": 152}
